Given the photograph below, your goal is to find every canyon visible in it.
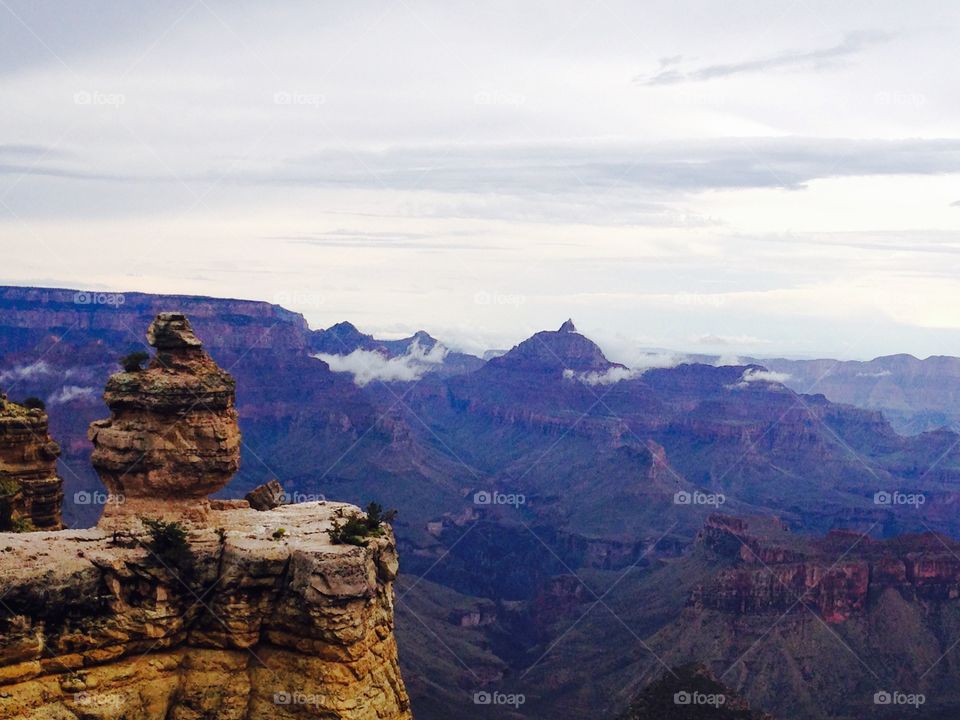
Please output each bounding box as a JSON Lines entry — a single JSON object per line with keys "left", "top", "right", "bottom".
{"left": 5, "top": 286, "right": 960, "bottom": 717}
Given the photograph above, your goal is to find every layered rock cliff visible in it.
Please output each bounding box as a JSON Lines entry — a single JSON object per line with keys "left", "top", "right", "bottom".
{"left": 0, "top": 313, "right": 411, "bottom": 720}
{"left": 88, "top": 312, "right": 241, "bottom": 527}
{"left": 0, "top": 502, "right": 411, "bottom": 720}
{"left": 692, "top": 514, "right": 960, "bottom": 623}
{"left": 0, "top": 394, "right": 63, "bottom": 530}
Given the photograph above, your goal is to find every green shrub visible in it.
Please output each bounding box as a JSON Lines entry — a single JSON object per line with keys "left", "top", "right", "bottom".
{"left": 141, "top": 517, "right": 193, "bottom": 575}
{"left": 327, "top": 502, "right": 397, "bottom": 547}
{"left": 364, "top": 502, "right": 397, "bottom": 530}
{"left": 0, "top": 478, "right": 20, "bottom": 497}
{"left": 9, "top": 517, "right": 35, "bottom": 533}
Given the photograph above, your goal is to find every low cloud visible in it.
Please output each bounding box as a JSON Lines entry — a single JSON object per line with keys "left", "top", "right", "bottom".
{"left": 315, "top": 339, "right": 448, "bottom": 386}
{"left": 735, "top": 368, "right": 792, "bottom": 387}
{"left": 0, "top": 361, "right": 54, "bottom": 384}
{"left": 48, "top": 385, "right": 97, "bottom": 404}
{"left": 564, "top": 353, "right": 685, "bottom": 385}
{"left": 564, "top": 366, "right": 641, "bottom": 386}
{"left": 856, "top": 370, "right": 893, "bottom": 378}
{"left": 635, "top": 31, "right": 892, "bottom": 86}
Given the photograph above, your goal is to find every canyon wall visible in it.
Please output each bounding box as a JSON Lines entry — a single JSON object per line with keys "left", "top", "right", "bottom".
{"left": 693, "top": 514, "right": 960, "bottom": 623}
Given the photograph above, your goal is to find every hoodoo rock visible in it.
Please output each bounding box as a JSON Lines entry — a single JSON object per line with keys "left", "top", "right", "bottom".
{"left": 0, "top": 394, "right": 63, "bottom": 530}
{"left": 88, "top": 312, "right": 241, "bottom": 526}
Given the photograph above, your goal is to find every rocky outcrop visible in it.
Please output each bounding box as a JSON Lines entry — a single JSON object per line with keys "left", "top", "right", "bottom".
{"left": 0, "top": 394, "right": 63, "bottom": 529}
{"left": 245, "top": 479, "right": 286, "bottom": 511}
{"left": 692, "top": 515, "right": 960, "bottom": 623}
{"left": 0, "top": 313, "right": 412, "bottom": 719}
{"left": 88, "top": 312, "right": 241, "bottom": 527}
{"left": 0, "top": 502, "right": 411, "bottom": 720}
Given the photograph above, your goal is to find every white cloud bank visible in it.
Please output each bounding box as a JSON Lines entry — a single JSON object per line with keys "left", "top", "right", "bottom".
{"left": 0, "top": 361, "right": 53, "bottom": 384}
{"left": 48, "top": 385, "right": 98, "bottom": 405}
{"left": 733, "top": 368, "right": 793, "bottom": 389}
{"left": 314, "top": 339, "right": 448, "bottom": 386}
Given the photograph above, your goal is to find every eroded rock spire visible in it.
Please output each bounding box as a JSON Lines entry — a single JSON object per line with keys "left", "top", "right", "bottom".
{"left": 0, "top": 394, "right": 63, "bottom": 530}
{"left": 88, "top": 312, "right": 240, "bottom": 526}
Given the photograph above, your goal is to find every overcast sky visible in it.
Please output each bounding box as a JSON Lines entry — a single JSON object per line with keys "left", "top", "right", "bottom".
{"left": 2, "top": 0, "right": 960, "bottom": 362}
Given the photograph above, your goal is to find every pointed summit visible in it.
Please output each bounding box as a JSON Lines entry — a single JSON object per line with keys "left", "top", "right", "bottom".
{"left": 488, "top": 323, "right": 622, "bottom": 374}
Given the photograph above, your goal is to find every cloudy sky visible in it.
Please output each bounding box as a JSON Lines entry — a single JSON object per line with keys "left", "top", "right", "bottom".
{"left": 2, "top": 0, "right": 960, "bottom": 362}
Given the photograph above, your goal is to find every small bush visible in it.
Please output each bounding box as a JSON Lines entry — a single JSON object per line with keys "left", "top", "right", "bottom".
{"left": 365, "top": 502, "right": 397, "bottom": 530}
{"left": 10, "top": 517, "right": 35, "bottom": 533}
{"left": 0, "top": 478, "right": 20, "bottom": 497}
{"left": 272, "top": 528, "right": 287, "bottom": 540}
{"left": 120, "top": 351, "right": 150, "bottom": 373}
{"left": 21, "top": 397, "right": 45, "bottom": 411}
{"left": 141, "top": 517, "right": 193, "bottom": 575}
{"left": 327, "top": 502, "right": 397, "bottom": 547}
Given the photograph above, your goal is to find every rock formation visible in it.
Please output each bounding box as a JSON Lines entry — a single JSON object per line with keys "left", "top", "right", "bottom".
{"left": 245, "top": 479, "right": 286, "bottom": 511}
{"left": 0, "top": 393, "right": 63, "bottom": 530}
{"left": 0, "top": 313, "right": 412, "bottom": 720}
{"left": 88, "top": 312, "right": 241, "bottom": 527}
{"left": 0, "top": 502, "right": 411, "bottom": 720}
{"left": 692, "top": 514, "right": 960, "bottom": 623}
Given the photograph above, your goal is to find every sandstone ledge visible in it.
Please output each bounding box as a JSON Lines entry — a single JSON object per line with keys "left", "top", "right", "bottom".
{"left": 0, "top": 501, "right": 410, "bottom": 720}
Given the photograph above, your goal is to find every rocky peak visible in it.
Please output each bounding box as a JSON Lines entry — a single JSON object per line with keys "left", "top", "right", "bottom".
{"left": 88, "top": 313, "right": 241, "bottom": 527}
{"left": 147, "top": 311, "right": 203, "bottom": 348}
{"left": 489, "top": 322, "right": 621, "bottom": 374}
{"left": 0, "top": 393, "right": 63, "bottom": 530}
{"left": 311, "top": 320, "right": 374, "bottom": 354}
{"left": 411, "top": 330, "right": 437, "bottom": 346}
